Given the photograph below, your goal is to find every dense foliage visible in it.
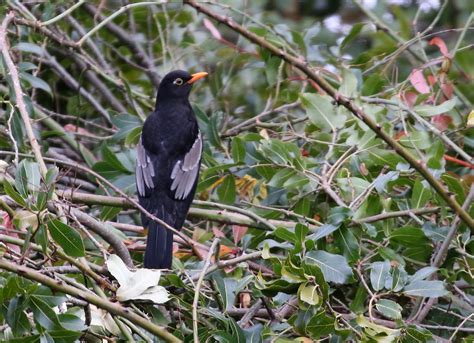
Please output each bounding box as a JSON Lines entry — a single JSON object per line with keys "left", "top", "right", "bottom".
{"left": 0, "top": 0, "right": 473, "bottom": 341}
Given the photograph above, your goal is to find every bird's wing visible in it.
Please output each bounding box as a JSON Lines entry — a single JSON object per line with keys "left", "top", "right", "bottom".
{"left": 170, "top": 132, "right": 202, "bottom": 200}
{"left": 136, "top": 137, "right": 156, "bottom": 197}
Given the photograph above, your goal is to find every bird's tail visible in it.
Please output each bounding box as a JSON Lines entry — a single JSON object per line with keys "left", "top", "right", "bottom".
{"left": 144, "top": 221, "right": 173, "bottom": 269}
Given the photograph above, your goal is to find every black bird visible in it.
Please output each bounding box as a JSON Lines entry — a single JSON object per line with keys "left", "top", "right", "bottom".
{"left": 136, "top": 70, "right": 207, "bottom": 269}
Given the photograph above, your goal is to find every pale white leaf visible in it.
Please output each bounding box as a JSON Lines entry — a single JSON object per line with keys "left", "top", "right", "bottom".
{"left": 132, "top": 285, "right": 170, "bottom": 304}
{"left": 106, "top": 254, "right": 133, "bottom": 286}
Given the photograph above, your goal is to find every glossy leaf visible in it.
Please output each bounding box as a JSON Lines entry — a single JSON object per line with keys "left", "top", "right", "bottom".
{"left": 306, "top": 251, "right": 353, "bottom": 284}
{"left": 47, "top": 219, "right": 85, "bottom": 257}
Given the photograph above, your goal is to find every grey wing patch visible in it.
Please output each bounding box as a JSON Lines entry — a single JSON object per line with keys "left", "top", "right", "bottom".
{"left": 136, "top": 137, "right": 155, "bottom": 197}
{"left": 170, "top": 132, "right": 202, "bottom": 200}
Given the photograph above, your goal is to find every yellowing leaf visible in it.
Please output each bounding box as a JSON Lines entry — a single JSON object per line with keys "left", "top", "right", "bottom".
{"left": 467, "top": 110, "right": 474, "bottom": 128}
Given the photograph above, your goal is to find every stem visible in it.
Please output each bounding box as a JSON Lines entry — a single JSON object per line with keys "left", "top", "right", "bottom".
{"left": 192, "top": 238, "right": 220, "bottom": 343}
{"left": 40, "top": 0, "right": 86, "bottom": 26}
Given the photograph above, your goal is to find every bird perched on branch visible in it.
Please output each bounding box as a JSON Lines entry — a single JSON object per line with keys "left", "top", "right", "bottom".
{"left": 136, "top": 70, "right": 207, "bottom": 269}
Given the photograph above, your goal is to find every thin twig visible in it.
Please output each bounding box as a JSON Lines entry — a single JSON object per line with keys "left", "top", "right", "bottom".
{"left": 192, "top": 238, "right": 220, "bottom": 343}
{"left": 40, "top": 0, "right": 86, "bottom": 26}
{"left": 238, "top": 299, "right": 263, "bottom": 327}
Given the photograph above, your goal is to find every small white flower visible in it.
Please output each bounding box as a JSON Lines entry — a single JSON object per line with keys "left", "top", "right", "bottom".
{"left": 106, "top": 255, "right": 170, "bottom": 304}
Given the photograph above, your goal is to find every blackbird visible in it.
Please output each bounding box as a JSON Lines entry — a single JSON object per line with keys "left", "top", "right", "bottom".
{"left": 136, "top": 70, "right": 207, "bottom": 269}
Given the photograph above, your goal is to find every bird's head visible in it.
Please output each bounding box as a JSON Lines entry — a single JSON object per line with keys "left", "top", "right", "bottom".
{"left": 157, "top": 70, "right": 208, "bottom": 100}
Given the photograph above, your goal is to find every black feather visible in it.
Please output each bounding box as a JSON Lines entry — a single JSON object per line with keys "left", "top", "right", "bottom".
{"left": 137, "top": 70, "right": 203, "bottom": 269}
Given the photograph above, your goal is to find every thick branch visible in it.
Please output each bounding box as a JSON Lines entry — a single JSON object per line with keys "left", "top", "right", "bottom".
{"left": 69, "top": 208, "right": 133, "bottom": 268}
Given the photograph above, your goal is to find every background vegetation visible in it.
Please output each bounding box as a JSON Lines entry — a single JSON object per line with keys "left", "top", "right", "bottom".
{"left": 0, "top": 0, "right": 473, "bottom": 341}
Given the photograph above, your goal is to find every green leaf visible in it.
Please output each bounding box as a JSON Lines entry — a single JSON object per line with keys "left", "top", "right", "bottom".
{"left": 268, "top": 168, "right": 295, "bottom": 187}
{"left": 102, "top": 146, "right": 130, "bottom": 173}
{"left": 213, "top": 276, "right": 237, "bottom": 311}
{"left": 341, "top": 23, "right": 365, "bottom": 50}
{"left": 376, "top": 299, "right": 402, "bottom": 320}
{"left": 34, "top": 224, "right": 48, "bottom": 254}
{"left": 362, "top": 74, "right": 387, "bottom": 96}
{"left": 29, "top": 295, "right": 62, "bottom": 330}
{"left": 300, "top": 93, "right": 345, "bottom": 131}
{"left": 339, "top": 69, "right": 358, "bottom": 97}
{"left": 208, "top": 111, "right": 222, "bottom": 149}
{"left": 350, "top": 285, "right": 368, "bottom": 313}
{"left": 282, "top": 173, "right": 308, "bottom": 189}
{"left": 422, "top": 223, "right": 449, "bottom": 243}
{"left": 274, "top": 227, "right": 296, "bottom": 243}
{"left": 309, "top": 223, "right": 339, "bottom": 241}
{"left": 242, "top": 324, "right": 264, "bottom": 343}
{"left": 390, "top": 226, "right": 429, "bottom": 247}
{"left": 231, "top": 137, "right": 246, "bottom": 163}
{"left": 7, "top": 296, "right": 30, "bottom": 336}
{"left": 47, "top": 329, "right": 82, "bottom": 343}
{"left": 57, "top": 314, "right": 86, "bottom": 332}
{"left": 370, "top": 261, "right": 391, "bottom": 291}
{"left": 111, "top": 113, "right": 141, "bottom": 141}
{"left": 18, "top": 61, "right": 38, "bottom": 71}
{"left": 15, "top": 159, "right": 41, "bottom": 197}
{"left": 334, "top": 227, "right": 360, "bottom": 262}
{"left": 399, "top": 131, "right": 432, "bottom": 150}
{"left": 411, "top": 180, "right": 431, "bottom": 208}
{"left": 295, "top": 223, "right": 309, "bottom": 252}
{"left": 413, "top": 97, "right": 457, "bottom": 117}
{"left": 100, "top": 206, "right": 122, "bottom": 221}
{"left": 306, "top": 311, "right": 335, "bottom": 338}
{"left": 14, "top": 42, "right": 43, "bottom": 55}
{"left": 302, "top": 263, "right": 329, "bottom": 299}
{"left": 386, "top": 265, "right": 408, "bottom": 292}
{"left": 357, "top": 315, "right": 400, "bottom": 339}
{"left": 124, "top": 126, "right": 142, "bottom": 146}
{"left": 217, "top": 174, "right": 236, "bottom": 204}
{"left": 264, "top": 54, "right": 281, "bottom": 85}
{"left": 403, "top": 280, "right": 448, "bottom": 297}
{"left": 20, "top": 72, "right": 52, "bottom": 94}
{"left": 259, "top": 139, "right": 300, "bottom": 165}
{"left": 327, "top": 206, "right": 352, "bottom": 225}
{"left": 255, "top": 165, "right": 276, "bottom": 180}
{"left": 298, "top": 283, "right": 320, "bottom": 306}
{"left": 92, "top": 161, "right": 123, "bottom": 180}
{"left": 441, "top": 173, "right": 466, "bottom": 204}
{"left": 3, "top": 180, "right": 27, "bottom": 207}
{"left": 409, "top": 267, "right": 437, "bottom": 282}
{"left": 306, "top": 251, "right": 353, "bottom": 284}
{"left": 403, "top": 326, "right": 433, "bottom": 342}
{"left": 47, "top": 219, "right": 85, "bottom": 257}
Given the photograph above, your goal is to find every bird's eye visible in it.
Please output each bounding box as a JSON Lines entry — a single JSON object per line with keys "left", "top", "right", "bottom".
{"left": 174, "top": 78, "right": 184, "bottom": 86}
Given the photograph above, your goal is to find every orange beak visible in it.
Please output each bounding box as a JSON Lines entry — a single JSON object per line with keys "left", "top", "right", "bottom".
{"left": 187, "top": 72, "right": 208, "bottom": 84}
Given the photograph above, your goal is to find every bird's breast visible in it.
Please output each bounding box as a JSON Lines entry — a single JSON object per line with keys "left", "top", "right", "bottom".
{"left": 142, "top": 111, "right": 198, "bottom": 157}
